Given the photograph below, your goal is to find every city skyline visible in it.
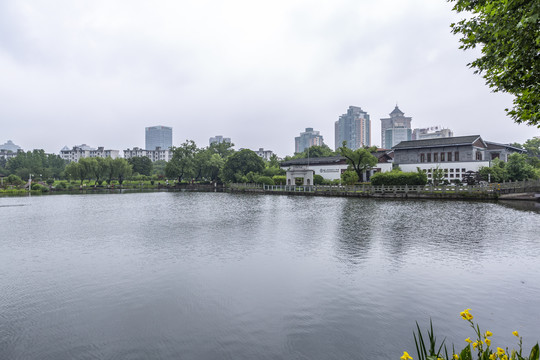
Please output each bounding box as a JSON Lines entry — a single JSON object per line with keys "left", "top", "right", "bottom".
{"left": 1, "top": 0, "right": 538, "bottom": 157}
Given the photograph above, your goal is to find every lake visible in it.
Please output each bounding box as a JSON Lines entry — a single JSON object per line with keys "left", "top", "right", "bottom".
{"left": 1, "top": 192, "right": 539, "bottom": 359}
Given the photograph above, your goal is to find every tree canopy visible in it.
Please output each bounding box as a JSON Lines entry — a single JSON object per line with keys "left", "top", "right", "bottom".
{"left": 222, "top": 149, "right": 265, "bottom": 182}
{"left": 338, "top": 144, "right": 378, "bottom": 182}
{"left": 450, "top": 0, "right": 540, "bottom": 126}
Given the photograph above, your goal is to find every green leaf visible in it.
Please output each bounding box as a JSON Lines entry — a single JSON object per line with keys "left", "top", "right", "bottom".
{"left": 460, "top": 345, "right": 472, "bottom": 360}
{"left": 529, "top": 343, "right": 539, "bottom": 360}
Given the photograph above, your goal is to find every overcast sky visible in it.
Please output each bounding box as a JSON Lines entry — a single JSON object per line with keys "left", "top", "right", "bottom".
{"left": 1, "top": 0, "right": 538, "bottom": 157}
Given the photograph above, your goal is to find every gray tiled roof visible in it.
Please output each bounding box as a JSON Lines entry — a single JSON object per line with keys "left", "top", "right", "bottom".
{"left": 392, "top": 135, "right": 482, "bottom": 150}
{"left": 281, "top": 156, "right": 346, "bottom": 166}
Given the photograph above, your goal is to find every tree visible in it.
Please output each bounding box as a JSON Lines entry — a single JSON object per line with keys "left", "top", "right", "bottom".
{"left": 478, "top": 159, "right": 509, "bottom": 182}
{"left": 293, "top": 144, "right": 336, "bottom": 159}
{"left": 166, "top": 140, "right": 197, "bottom": 182}
{"left": 450, "top": 0, "right": 540, "bottom": 126}
{"left": 506, "top": 153, "right": 537, "bottom": 181}
{"left": 222, "top": 149, "right": 265, "bottom": 182}
{"left": 128, "top": 156, "right": 153, "bottom": 176}
{"left": 112, "top": 158, "right": 132, "bottom": 185}
{"left": 338, "top": 143, "right": 378, "bottom": 182}
{"left": 64, "top": 161, "right": 83, "bottom": 184}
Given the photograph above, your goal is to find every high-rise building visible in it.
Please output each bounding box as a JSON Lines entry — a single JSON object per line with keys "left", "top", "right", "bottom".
{"left": 380, "top": 106, "right": 412, "bottom": 149}
{"left": 209, "top": 135, "right": 232, "bottom": 145}
{"left": 412, "top": 126, "right": 454, "bottom": 140}
{"left": 295, "top": 128, "right": 324, "bottom": 154}
{"left": 0, "top": 140, "right": 21, "bottom": 152}
{"left": 334, "top": 106, "right": 371, "bottom": 150}
{"left": 145, "top": 126, "right": 172, "bottom": 150}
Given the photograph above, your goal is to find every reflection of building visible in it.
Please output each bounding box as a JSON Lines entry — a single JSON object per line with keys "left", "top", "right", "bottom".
{"left": 60, "top": 145, "right": 119, "bottom": 162}
{"left": 281, "top": 152, "right": 392, "bottom": 182}
{"left": 254, "top": 148, "right": 274, "bottom": 161}
{"left": 335, "top": 106, "right": 371, "bottom": 150}
{"left": 380, "top": 106, "right": 411, "bottom": 149}
{"left": 295, "top": 128, "right": 324, "bottom": 154}
{"left": 392, "top": 135, "right": 525, "bottom": 183}
{"left": 412, "top": 126, "right": 453, "bottom": 140}
{"left": 0, "top": 140, "right": 21, "bottom": 152}
{"left": 146, "top": 126, "right": 172, "bottom": 150}
{"left": 209, "top": 135, "right": 231, "bottom": 145}
{"left": 124, "top": 147, "right": 173, "bottom": 162}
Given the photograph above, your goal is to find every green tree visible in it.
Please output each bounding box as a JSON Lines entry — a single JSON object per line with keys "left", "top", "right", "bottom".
{"left": 166, "top": 140, "right": 197, "bottom": 182}
{"left": 127, "top": 156, "right": 153, "bottom": 176}
{"left": 338, "top": 143, "right": 378, "bottom": 182}
{"left": 152, "top": 160, "right": 167, "bottom": 178}
{"left": 222, "top": 149, "right": 265, "bottom": 182}
{"left": 294, "top": 144, "right": 336, "bottom": 159}
{"left": 64, "top": 161, "right": 84, "bottom": 184}
{"left": 78, "top": 158, "right": 98, "bottom": 183}
{"left": 112, "top": 158, "right": 132, "bottom": 185}
{"left": 450, "top": 0, "right": 540, "bottom": 126}
{"left": 506, "top": 153, "right": 538, "bottom": 181}
{"left": 478, "top": 158, "right": 509, "bottom": 182}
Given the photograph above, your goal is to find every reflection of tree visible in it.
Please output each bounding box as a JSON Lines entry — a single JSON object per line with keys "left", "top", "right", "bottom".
{"left": 335, "top": 199, "right": 376, "bottom": 265}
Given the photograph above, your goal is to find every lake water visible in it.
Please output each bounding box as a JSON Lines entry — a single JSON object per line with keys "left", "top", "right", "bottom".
{"left": 1, "top": 192, "right": 539, "bottom": 360}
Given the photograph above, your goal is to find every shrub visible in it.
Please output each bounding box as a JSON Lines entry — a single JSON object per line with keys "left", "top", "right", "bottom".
{"left": 31, "top": 183, "right": 49, "bottom": 192}
{"left": 370, "top": 171, "right": 427, "bottom": 186}
{"left": 255, "top": 176, "right": 275, "bottom": 186}
{"left": 272, "top": 175, "right": 286, "bottom": 185}
{"left": 46, "top": 179, "right": 55, "bottom": 186}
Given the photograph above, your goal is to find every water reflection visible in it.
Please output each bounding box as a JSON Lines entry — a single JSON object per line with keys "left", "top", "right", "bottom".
{"left": 1, "top": 193, "right": 540, "bottom": 360}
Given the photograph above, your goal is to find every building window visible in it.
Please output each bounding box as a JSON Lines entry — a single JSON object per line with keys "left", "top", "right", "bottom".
{"left": 434, "top": 153, "right": 438, "bottom": 162}
{"left": 476, "top": 151, "right": 482, "bottom": 160}
{"left": 450, "top": 174, "right": 454, "bottom": 178}
{"left": 450, "top": 168, "right": 454, "bottom": 172}
{"left": 427, "top": 153, "right": 432, "bottom": 162}
{"left": 441, "top": 152, "right": 445, "bottom": 161}
{"left": 455, "top": 151, "right": 459, "bottom": 161}
{"left": 420, "top": 153, "right": 425, "bottom": 163}
{"left": 462, "top": 168, "right": 466, "bottom": 172}
{"left": 448, "top": 152, "right": 452, "bottom": 161}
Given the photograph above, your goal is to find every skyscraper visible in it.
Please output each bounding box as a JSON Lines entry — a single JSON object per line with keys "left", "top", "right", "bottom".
{"left": 295, "top": 128, "right": 324, "bottom": 154}
{"left": 334, "top": 106, "right": 371, "bottom": 150}
{"left": 209, "top": 135, "right": 232, "bottom": 145}
{"left": 145, "top": 126, "right": 172, "bottom": 150}
{"left": 380, "top": 106, "right": 412, "bottom": 149}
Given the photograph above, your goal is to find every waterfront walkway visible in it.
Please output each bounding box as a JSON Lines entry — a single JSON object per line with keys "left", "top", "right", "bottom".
{"left": 230, "top": 180, "right": 540, "bottom": 201}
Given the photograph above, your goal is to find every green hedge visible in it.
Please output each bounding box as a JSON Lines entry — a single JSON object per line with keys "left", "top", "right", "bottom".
{"left": 370, "top": 171, "right": 427, "bottom": 186}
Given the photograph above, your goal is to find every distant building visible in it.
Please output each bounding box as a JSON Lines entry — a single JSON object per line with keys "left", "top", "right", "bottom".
{"left": 146, "top": 126, "right": 172, "bottom": 151}
{"left": 280, "top": 152, "right": 392, "bottom": 182}
{"left": 0, "top": 140, "right": 22, "bottom": 153}
{"left": 0, "top": 149, "right": 22, "bottom": 160}
{"left": 124, "top": 147, "right": 173, "bottom": 162}
{"left": 60, "top": 144, "right": 119, "bottom": 162}
{"left": 335, "top": 106, "right": 371, "bottom": 150}
{"left": 380, "top": 106, "right": 412, "bottom": 149}
{"left": 209, "top": 135, "right": 232, "bottom": 145}
{"left": 412, "top": 126, "right": 453, "bottom": 140}
{"left": 295, "top": 128, "right": 324, "bottom": 154}
{"left": 254, "top": 148, "right": 274, "bottom": 161}
{"left": 392, "top": 135, "right": 525, "bottom": 183}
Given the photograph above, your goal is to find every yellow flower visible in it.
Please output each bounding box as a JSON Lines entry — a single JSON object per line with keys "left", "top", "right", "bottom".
{"left": 502, "top": 355, "right": 508, "bottom": 360}
{"left": 485, "top": 331, "right": 493, "bottom": 337}
{"left": 473, "top": 342, "right": 478, "bottom": 349}
{"left": 512, "top": 331, "right": 519, "bottom": 337}
{"left": 465, "top": 338, "right": 473, "bottom": 343}
{"left": 453, "top": 354, "right": 459, "bottom": 360}
{"left": 485, "top": 338, "right": 491, "bottom": 346}
{"left": 401, "top": 351, "right": 413, "bottom": 360}
{"left": 489, "top": 354, "right": 497, "bottom": 360}
{"left": 497, "top": 347, "right": 505, "bottom": 356}
{"left": 460, "top": 308, "right": 474, "bottom": 320}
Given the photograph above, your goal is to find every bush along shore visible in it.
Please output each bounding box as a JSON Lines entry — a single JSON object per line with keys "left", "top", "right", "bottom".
{"left": 402, "top": 309, "right": 538, "bottom": 360}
